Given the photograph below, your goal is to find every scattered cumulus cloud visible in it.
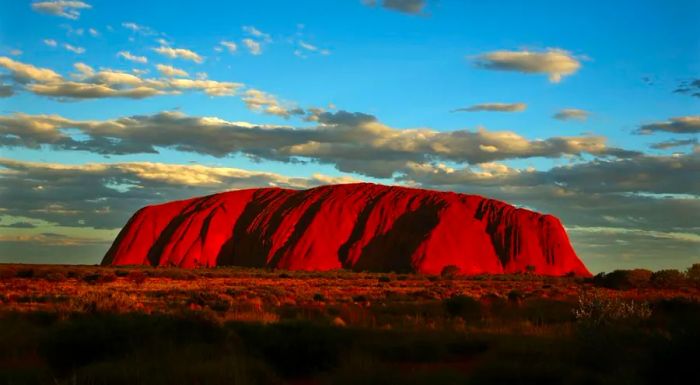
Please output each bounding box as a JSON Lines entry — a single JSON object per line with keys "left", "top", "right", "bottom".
{"left": 650, "top": 138, "right": 698, "bottom": 150}
{"left": 0, "top": 56, "right": 63, "bottom": 83}
{"left": 220, "top": 41, "right": 237, "bottom": 53}
{"left": 242, "top": 38, "right": 262, "bottom": 55}
{"left": 156, "top": 64, "right": 188, "bottom": 77}
{"left": 364, "top": 0, "right": 427, "bottom": 15}
{"left": 553, "top": 108, "right": 589, "bottom": 121}
{"left": 242, "top": 89, "right": 304, "bottom": 118}
{"left": 0, "top": 56, "right": 240, "bottom": 99}
{"left": 242, "top": 26, "right": 271, "bottom": 42}
{"left": 43, "top": 39, "right": 58, "bottom": 47}
{"left": 31, "top": 1, "right": 91, "bottom": 20}
{"left": 121, "top": 22, "right": 156, "bottom": 36}
{"left": 674, "top": 79, "right": 700, "bottom": 98}
{"left": 117, "top": 51, "right": 148, "bottom": 64}
{"left": 63, "top": 43, "right": 85, "bottom": 54}
{"left": 452, "top": 103, "right": 526, "bottom": 113}
{"left": 153, "top": 45, "right": 203, "bottom": 63}
{"left": 295, "top": 41, "right": 331, "bottom": 58}
{"left": 240, "top": 26, "right": 271, "bottom": 55}
{"left": 636, "top": 116, "right": 700, "bottom": 134}
{"left": 474, "top": 49, "right": 582, "bottom": 83}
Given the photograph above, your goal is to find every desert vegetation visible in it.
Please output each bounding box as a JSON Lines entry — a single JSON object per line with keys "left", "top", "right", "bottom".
{"left": 0, "top": 264, "right": 698, "bottom": 384}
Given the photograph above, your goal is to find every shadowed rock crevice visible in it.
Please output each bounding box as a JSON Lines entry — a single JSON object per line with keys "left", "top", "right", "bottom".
{"left": 352, "top": 202, "right": 444, "bottom": 273}
{"left": 338, "top": 188, "right": 392, "bottom": 268}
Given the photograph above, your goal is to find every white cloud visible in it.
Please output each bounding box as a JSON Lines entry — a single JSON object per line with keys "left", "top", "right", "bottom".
{"left": 63, "top": 43, "right": 85, "bottom": 54}
{"left": 474, "top": 49, "right": 582, "bottom": 83}
{"left": 88, "top": 28, "right": 99, "bottom": 37}
{"left": 166, "top": 78, "right": 239, "bottom": 96}
{"left": 242, "top": 38, "right": 262, "bottom": 55}
{"left": 31, "top": 1, "right": 91, "bottom": 20}
{"left": 296, "top": 40, "right": 330, "bottom": 57}
{"left": 117, "top": 51, "right": 148, "bottom": 64}
{"left": 242, "top": 89, "right": 302, "bottom": 118}
{"left": 242, "top": 26, "right": 271, "bottom": 42}
{"left": 43, "top": 39, "right": 58, "bottom": 47}
{"left": 121, "top": 22, "right": 155, "bottom": 35}
{"left": 0, "top": 56, "right": 240, "bottom": 99}
{"left": 0, "top": 56, "right": 62, "bottom": 83}
{"left": 156, "top": 64, "right": 188, "bottom": 77}
{"left": 153, "top": 46, "right": 203, "bottom": 63}
{"left": 72, "top": 62, "right": 94, "bottom": 77}
{"left": 220, "top": 40, "right": 237, "bottom": 53}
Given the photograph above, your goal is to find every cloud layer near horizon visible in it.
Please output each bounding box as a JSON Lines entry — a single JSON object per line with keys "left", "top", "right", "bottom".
{"left": 0, "top": 110, "right": 639, "bottom": 178}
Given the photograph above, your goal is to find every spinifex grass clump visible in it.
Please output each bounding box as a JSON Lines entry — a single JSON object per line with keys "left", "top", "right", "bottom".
{"left": 573, "top": 290, "right": 652, "bottom": 326}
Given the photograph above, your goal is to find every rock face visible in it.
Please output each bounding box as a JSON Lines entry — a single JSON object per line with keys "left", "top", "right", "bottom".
{"left": 102, "top": 183, "right": 591, "bottom": 276}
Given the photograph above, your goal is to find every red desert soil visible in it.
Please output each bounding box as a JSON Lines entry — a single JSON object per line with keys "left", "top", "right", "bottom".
{"left": 103, "top": 183, "right": 591, "bottom": 276}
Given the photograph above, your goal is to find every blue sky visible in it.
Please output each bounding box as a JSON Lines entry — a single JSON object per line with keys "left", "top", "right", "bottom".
{"left": 0, "top": 0, "right": 698, "bottom": 272}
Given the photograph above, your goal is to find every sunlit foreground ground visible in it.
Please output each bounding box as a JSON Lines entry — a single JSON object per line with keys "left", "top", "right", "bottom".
{"left": 1, "top": 264, "right": 698, "bottom": 385}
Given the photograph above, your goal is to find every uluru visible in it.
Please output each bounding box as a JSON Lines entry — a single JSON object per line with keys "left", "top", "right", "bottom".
{"left": 102, "top": 183, "right": 591, "bottom": 276}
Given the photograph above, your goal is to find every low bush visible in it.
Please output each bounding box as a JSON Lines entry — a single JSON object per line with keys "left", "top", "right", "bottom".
{"left": 313, "top": 293, "right": 326, "bottom": 302}
{"left": 16, "top": 268, "right": 35, "bottom": 278}
{"left": 573, "top": 290, "right": 652, "bottom": 326}
{"left": 686, "top": 263, "right": 700, "bottom": 282}
{"left": 443, "top": 295, "right": 481, "bottom": 321}
{"left": 230, "top": 321, "right": 349, "bottom": 378}
{"left": 594, "top": 269, "right": 652, "bottom": 289}
{"left": 82, "top": 273, "right": 117, "bottom": 284}
{"left": 440, "top": 265, "right": 461, "bottom": 279}
{"left": 651, "top": 269, "right": 686, "bottom": 288}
